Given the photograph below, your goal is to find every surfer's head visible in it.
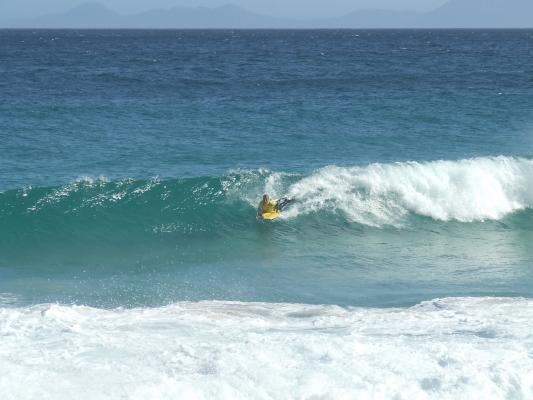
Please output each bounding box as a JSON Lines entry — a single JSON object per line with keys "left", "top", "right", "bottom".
{"left": 263, "top": 194, "right": 270, "bottom": 203}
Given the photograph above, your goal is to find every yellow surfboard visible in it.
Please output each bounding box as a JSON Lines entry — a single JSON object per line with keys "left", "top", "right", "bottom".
{"left": 261, "top": 211, "right": 280, "bottom": 220}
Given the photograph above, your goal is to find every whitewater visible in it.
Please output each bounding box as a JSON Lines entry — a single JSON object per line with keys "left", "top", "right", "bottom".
{"left": 1, "top": 297, "right": 532, "bottom": 400}
{"left": 261, "top": 156, "right": 533, "bottom": 225}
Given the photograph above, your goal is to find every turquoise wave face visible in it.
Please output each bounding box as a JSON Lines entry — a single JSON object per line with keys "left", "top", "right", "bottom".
{"left": 2, "top": 157, "right": 533, "bottom": 308}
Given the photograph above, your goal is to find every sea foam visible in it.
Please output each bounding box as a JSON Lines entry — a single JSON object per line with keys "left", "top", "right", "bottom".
{"left": 1, "top": 297, "right": 532, "bottom": 399}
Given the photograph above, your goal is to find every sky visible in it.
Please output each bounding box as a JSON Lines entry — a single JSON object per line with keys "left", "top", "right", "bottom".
{"left": 1, "top": 0, "right": 448, "bottom": 20}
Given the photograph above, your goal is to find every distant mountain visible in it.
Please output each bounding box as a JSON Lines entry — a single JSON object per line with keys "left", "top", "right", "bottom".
{"left": 323, "top": 0, "right": 533, "bottom": 28}
{"left": 3, "top": 2, "right": 288, "bottom": 29}
{"left": 8, "top": 2, "right": 122, "bottom": 28}
{"left": 129, "top": 4, "right": 289, "bottom": 29}
{"left": 322, "top": 9, "right": 420, "bottom": 28}
{"left": 2, "top": 0, "right": 532, "bottom": 28}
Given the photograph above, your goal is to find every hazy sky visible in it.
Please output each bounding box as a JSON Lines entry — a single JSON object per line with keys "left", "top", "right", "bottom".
{"left": 1, "top": 0, "right": 448, "bottom": 20}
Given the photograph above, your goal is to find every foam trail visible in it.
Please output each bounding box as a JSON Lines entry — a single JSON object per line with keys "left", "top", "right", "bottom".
{"left": 283, "top": 156, "right": 533, "bottom": 225}
{"left": 1, "top": 297, "right": 532, "bottom": 399}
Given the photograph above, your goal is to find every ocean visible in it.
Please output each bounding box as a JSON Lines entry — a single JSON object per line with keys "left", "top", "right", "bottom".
{"left": 1, "top": 29, "right": 533, "bottom": 399}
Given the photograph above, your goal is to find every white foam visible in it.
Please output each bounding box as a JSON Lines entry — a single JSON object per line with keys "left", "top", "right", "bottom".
{"left": 283, "top": 156, "right": 533, "bottom": 225}
{"left": 1, "top": 297, "right": 532, "bottom": 399}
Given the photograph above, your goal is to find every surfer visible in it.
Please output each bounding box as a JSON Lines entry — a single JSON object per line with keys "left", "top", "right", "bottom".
{"left": 257, "top": 194, "right": 292, "bottom": 219}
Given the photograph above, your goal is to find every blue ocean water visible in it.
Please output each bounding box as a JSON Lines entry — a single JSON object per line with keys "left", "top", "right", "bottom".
{"left": 1, "top": 29, "right": 533, "bottom": 398}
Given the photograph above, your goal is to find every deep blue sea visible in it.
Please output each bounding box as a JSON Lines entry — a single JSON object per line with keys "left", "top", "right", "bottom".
{"left": 1, "top": 29, "right": 533, "bottom": 399}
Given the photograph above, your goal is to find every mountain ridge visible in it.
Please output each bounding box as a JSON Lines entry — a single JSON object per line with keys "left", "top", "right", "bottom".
{"left": 2, "top": 0, "right": 532, "bottom": 28}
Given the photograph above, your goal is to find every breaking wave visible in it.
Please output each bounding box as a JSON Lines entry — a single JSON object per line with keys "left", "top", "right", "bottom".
{"left": 2, "top": 156, "right": 532, "bottom": 229}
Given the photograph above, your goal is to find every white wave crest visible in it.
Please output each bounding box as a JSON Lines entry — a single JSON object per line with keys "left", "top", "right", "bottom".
{"left": 1, "top": 297, "right": 532, "bottom": 400}
{"left": 283, "top": 156, "right": 533, "bottom": 225}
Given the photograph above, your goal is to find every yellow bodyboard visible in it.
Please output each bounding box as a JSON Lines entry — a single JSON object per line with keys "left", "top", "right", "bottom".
{"left": 261, "top": 211, "right": 280, "bottom": 220}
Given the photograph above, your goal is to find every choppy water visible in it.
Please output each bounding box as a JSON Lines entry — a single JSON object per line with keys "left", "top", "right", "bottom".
{"left": 1, "top": 29, "right": 533, "bottom": 399}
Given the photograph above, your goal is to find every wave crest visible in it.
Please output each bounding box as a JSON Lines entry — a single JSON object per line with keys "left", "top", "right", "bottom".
{"left": 282, "top": 156, "right": 533, "bottom": 225}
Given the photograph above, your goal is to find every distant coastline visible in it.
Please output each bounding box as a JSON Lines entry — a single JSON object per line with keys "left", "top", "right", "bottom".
{"left": 2, "top": 0, "right": 533, "bottom": 29}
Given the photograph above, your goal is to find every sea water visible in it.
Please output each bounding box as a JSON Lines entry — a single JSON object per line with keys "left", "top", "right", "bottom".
{"left": 1, "top": 29, "right": 533, "bottom": 399}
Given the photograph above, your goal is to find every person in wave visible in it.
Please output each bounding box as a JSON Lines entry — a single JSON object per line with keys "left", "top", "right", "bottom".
{"left": 257, "top": 194, "right": 292, "bottom": 219}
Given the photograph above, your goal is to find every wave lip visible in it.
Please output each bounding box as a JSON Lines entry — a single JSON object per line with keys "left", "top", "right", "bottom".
{"left": 0, "top": 297, "right": 532, "bottom": 399}
{"left": 284, "top": 156, "right": 533, "bottom": 225}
